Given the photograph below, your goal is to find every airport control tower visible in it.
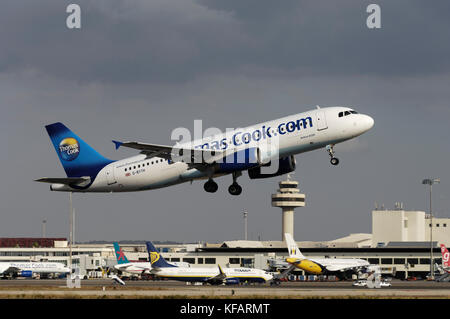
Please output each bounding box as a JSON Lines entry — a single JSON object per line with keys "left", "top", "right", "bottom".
{"left": 271, "top": 175, "right": 305, "bottom": 240}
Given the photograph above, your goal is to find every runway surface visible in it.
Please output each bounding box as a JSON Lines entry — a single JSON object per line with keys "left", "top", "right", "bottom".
{"left": 0, "top": 279, "right": 449, "bottom": 298}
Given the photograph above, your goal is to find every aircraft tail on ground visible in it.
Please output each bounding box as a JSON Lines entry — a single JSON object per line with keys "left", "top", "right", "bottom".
{"left": 113, "top": 242, "right": 130, "bottom": 264}
{"left": 146, "top": 242, "right": 176, "bottom": 268}
{"left": 441, "top": 244, "right": 450, "bottom": 269}
{"left": 284, "top": 233, "right": 305, "bottom": 259}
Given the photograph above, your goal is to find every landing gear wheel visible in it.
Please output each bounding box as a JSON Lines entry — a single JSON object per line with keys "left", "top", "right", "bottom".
{"left": 330, "top": 157, "right": 339, "bottom": 166}
{"left": 326, "top": 144, "right": 340, "bottom": 166}
{"left": 204, "top": 179, "right": 218, "bottom": 193}
{"left": 228, "top": 183, "right": 242, "bottom": 196}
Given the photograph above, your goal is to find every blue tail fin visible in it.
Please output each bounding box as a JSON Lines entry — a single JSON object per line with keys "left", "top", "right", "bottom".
{"left": 113, "top": 243, "right": 130, "bottom": 264}
{"left": 146, "top": 242, "right": 176, "bottom": 268}
{"left": 45, "top": 122, "right": 113, "bottom": 178}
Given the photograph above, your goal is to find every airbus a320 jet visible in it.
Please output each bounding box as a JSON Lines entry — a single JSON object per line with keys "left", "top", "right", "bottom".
{"left": 36, "top": 106, "right": 374, "bottom": 195}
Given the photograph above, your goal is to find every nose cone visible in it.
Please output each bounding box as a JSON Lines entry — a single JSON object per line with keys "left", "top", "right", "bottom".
{"left": 362, "top": 115, "right": 374, "bottom": 132}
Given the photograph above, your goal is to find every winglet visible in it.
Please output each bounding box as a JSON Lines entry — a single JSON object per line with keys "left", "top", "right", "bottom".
{"left": 218, "top": 264, "right": 224, "bottom": 275}
{"left": 112, "top": 140, "right": 123, "bottom": 150}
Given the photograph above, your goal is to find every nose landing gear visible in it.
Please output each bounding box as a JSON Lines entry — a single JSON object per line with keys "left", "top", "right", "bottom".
{"left": 326, "top": 144, "right": 340, "bottom": 166}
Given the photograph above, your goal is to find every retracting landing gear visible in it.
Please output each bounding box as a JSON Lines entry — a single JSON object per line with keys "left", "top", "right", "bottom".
{"left": 326, "top": 144, "right": 340, "bottom": 166}
{"left": 228, "top": 171, "right": 242, "bottom": 196}
{"left": 204, "top": 178, "right": 218, "bottom": 193}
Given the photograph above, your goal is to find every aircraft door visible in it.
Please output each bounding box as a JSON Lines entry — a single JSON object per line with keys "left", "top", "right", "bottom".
{"left": 106, "top": 166, "right": 117, "bottom": 185}
{"left": 316, "top": 111, "right": 328, "bottom": 131}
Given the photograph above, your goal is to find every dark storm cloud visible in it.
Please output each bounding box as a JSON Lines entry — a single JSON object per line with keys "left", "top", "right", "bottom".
{"left": 0, "top": 1, "right": 449, "bottom": 242}
{"left": 1, "top": 0, "right": 450, "bottom": 85}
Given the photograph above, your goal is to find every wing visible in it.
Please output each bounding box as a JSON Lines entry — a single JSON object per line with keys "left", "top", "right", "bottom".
{"left": 206, "top": 265, "right": 227, "bottom": 284}
{"left": 34, "top": 177, "right": 91, "bottom": 186}
{"left": 0, "top": 266, "right": 20, "bottom": 275}
{"left": 273, "top": 264, "right": 296, "bottom": 280}
{"left": 113, "top": 140, "right": 225, "bottom": 167}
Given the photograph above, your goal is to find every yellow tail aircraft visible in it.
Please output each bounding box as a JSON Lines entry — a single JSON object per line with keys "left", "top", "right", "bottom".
{"left": 284, "top": 233, "right": 369, "bottom": 276}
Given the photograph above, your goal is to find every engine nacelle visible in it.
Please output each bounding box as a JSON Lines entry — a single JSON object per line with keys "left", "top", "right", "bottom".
{"left": 224, "top": 277, "right": 240, "bottom": 285}
{"left": 248, "top": 155, "right": 296, "bottom": 179}
{"left": 216, "top": 148, "right": 261, "bottom": 174}
{"left": 19, "top": 270, "right": 33, "bottom": 277}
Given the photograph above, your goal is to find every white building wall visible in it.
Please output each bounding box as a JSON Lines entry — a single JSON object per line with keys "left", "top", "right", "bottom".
{"left": 424, "top": 217, "right": 450, "bottom": 247}
{"left": 372, "top": 210, "right": 407, "bottom": 247}
{"left": 372, "top": 210, "right": 450, "bottom": 247}
{"left": 405, "top": 211, "right": 425, "bottom": 241}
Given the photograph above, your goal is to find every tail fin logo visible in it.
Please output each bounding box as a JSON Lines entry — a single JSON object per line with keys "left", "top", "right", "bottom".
{"left": 150, "top": 252, "right": 160, "bottom": 265}
{"left": 116, "top": 249, "right": 126, "bottom": 262}
{"left": 59, "top": 138, "right": 80, "bottom": 161}
{"left": 441, "top": 245, "right": 449, "bottom": 265}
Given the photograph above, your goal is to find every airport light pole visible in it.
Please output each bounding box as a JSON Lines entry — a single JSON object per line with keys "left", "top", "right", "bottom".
{"left": 42, "top": 219, "right": 46, "bottom": 238}
{"left": 69, "top": 192, "right": 73, "bottom": 271}
{"left": 422, "top": 178, "right": 440, "bottom": 280}
{"left": 243, "top": 211, "right": 248, "bottom": 240}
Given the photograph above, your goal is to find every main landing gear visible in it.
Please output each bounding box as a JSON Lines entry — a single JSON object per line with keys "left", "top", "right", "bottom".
{"left": 203, "top": 172, "right": 243, "bottom": 195}
{"left": 326, "top": 144, "right": 340, "bottom": 166}
{"left": 203, "top": 179, "right": 218, "bottom": 193}
{"left": 228, "top": 171, "right": 242, "bottom": 196}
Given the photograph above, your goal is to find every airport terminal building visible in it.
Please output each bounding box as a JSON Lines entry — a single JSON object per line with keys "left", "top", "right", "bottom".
{"left": 0, "top": 206, "right": 449, "bottom": 280}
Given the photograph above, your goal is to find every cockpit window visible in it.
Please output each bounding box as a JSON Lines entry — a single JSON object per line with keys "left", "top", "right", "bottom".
{"left": 339, "top": 110, "right": 358, "bottom": 118}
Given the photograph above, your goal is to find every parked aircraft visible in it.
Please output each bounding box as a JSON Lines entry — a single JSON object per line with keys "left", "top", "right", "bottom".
{"left": 146, "top": 241, "right": 272, "bottom": 285}
{"left": 0, "top": 262, "right": 70, "bottom": 278}
{"left": 284, "top": 233, "right": 369, "bottom": 278}
{"left": 113, "top": 242, "right": 190, "bottom": 275}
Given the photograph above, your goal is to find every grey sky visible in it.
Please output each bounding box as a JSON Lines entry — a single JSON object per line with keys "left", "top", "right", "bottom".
{"left": 0, "top": 1, "right": 449, "bottom": 243}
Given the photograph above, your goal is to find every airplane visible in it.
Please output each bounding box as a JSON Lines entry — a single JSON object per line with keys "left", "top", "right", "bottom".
{"left": 440, "top": 244, "right": 450, "bottom": 272}
{"left": 113, "top": 242, "right": 151, "bottom": 275}
{"left": 435, "top": 244, "right": 450, "bottom": 282}
{"left": 146, "top": 241, "right": 273, "bottom": 285}
{"left": 283, "top": 233, "right": 369, "bottom": 279}
{"left": 113, "top": 242, "right": 190, "bottom": 275}
{"left": 35, "top": 106, "right": 374, "bottom": 195}
{"left": 0, "top": 261, "right": 70, "bottom": 279}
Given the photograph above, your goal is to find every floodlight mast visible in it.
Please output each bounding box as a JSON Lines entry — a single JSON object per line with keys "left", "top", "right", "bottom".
{"left": 422, "top": 178, "right": 440, "bottom": 280}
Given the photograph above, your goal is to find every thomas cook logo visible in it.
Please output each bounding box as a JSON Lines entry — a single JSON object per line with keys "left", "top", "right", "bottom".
{"left": 59, "top": 138, "right": 80, "bottom": 161}
{"left": 150, "top": 252, "right": 160, "bottom": 264}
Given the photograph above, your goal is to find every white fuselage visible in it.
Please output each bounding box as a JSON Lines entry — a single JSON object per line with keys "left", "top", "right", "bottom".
{"left": 50, "top": 106, "right": 374, "bottom": 192}
{"left": 308, "top": 258, "right": 370, "bottom": 272}
{"left": 114, "top": 261, "right": 190, "bottom": 274}
{"left": 152, "top": 266, "right": 273, "bottom": 283}
{"left": 0, "top": 262, "right": 70, "bottom": 275}
{"left": 114, "top": 262, "right": 151, "bottom": 274}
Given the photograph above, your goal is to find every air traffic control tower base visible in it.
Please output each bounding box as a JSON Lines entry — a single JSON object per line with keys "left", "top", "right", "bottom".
{"left": 271, "top": 178, "right": 305, "bottom": 240}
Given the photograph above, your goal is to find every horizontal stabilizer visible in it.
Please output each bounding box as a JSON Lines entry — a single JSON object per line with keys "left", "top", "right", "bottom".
{"left": 34, "top": 177, "right": 90, "bottom": 185}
